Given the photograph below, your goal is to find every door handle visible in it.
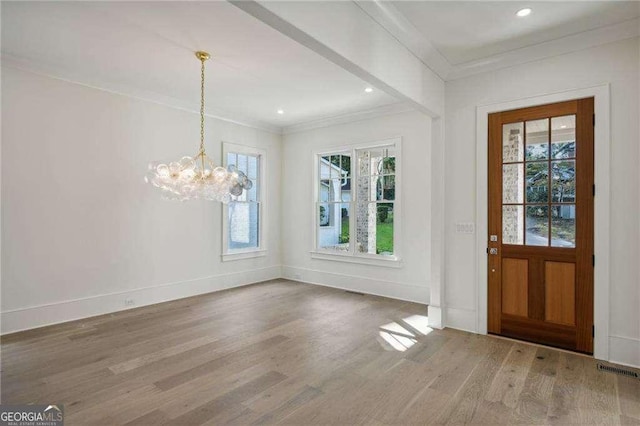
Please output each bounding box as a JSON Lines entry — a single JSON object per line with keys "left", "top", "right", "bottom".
{"left": 489, "top": 248, "right": 498, "bottom": 255}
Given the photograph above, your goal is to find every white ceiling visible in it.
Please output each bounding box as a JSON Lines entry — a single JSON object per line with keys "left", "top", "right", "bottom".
{"left": 1, "top": 1, "right": 399, "bottom": 130}
{"left": 392, "top": 1, "right": 640, "bottom": 65}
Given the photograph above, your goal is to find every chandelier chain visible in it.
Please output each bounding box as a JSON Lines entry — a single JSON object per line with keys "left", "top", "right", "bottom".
{"left": 199, "top": 57, "right": 205, "bottom": 156}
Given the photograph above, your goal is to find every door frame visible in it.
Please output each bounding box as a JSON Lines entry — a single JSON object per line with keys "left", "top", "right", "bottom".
{"left": 475, "top": 84, "right": 610, "bottom": 360}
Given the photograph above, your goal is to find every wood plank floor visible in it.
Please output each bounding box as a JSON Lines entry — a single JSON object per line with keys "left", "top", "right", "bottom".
{"left": 1, "top": 279, "right": 638, "bottom": 425}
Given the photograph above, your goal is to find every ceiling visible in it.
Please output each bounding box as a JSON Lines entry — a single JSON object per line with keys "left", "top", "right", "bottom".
{"left": 392, "top": 1, "right": 640, "bottom": 65}
{"left": 1, "top": 1, "right": 398, "bottom": 130}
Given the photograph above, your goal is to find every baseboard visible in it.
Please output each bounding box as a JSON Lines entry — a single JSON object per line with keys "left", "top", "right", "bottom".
{"left": 609, "top": 335, "right": 640, "bottom": 368}
{"left": 443, "top": 306, "right": 478, "bottom": 333}
{"left": 1, "top": 265, "right": 281, "bottom": 335}
{"left": 281, "top": 265, "right": 429, "bottom": 304}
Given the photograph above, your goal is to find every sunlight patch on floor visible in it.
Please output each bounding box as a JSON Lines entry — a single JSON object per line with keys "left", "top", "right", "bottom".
{"left": 377, "top": 315, "right": 432, "bottom": 352}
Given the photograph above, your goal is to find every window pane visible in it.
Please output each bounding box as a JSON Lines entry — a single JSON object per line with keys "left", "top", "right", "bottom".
{"left": 356, "top": 202, "right": 394, "bottom": 255}
{"left": 319, "top": 180, "right": 331, "bottom": 202}
{"left": 503, "top": 122, "right": 524, "bottom": 162}
{"left": 237, "top": 154, "right": 248, "bottom": 174}
{"left": 551, "top": 160, "right": 576, "bottom": 203}
{"left": 503, "top": 205, "right": 523, "bottom": 245}
{"left": 320, "top": 156, "right": 331, "bottom": 179}
{"left": 227, "top": 153, "right": 237, "bottom": 168}
{"left": 526, "top": 119, "right": 549, "bottom": 160}
{"left": 330, "top": 155, "right": 341, "bottom": 179}
{"left": 248, "top": 155, "right": 258, "bottom": 179}
{"left": 318, "top": 202, "right": 332, "bottom": 227}
{"left": 358, "top": 146, "right": 396, "bottom": 176}
{"left": 382, "top": 156, "right": 396, "bottom": 174}
{"left": 318, "top": 203, "right": 350, "bottom": 252}
{"left": 382, "top": 175, "right": 395, "bottom": 201}
{"left": 247, "top": 179, "right": 257, "bottom": 202}
{"left": 551, "top": 204, "right": 576, "bottom": 247}
{"left": 551, "top": 115, "right": 576, "bottom": 159}
{"left": 340, "top": 178, "right": 352, "bottom": 202}
{"left": 503, "top": 163, "right": 523, "bottom": 203}
{"left": 229, "top": 202, "right": 259, "bottom": 250}
{"left": 526, "top": 205, "right": 549, "bottom": 246}
{"left": 526, "top": 162, "right": 549, "bottom": 203}
{"left": 358, "top": 176, "right": 373, "bottom": 202}
{"left": 340, "top": 154, "right": 352, "bottom": 178}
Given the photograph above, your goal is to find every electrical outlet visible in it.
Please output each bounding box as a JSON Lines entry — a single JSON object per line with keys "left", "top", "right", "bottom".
{"left": 124, "top": 299, "right": 135, "bottom": 307}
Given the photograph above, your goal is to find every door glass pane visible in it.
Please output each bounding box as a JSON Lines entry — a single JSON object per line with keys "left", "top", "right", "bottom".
{"left": 551, "top": 115, "right": 576, "bottom": 159}
{"left": 526, "top": 205, "right": 549, "bottom": 246}
{"left": 525, "top": 119, "right": 549, "bottom": 160}
{"left": 526, "top": 162, "right": 549, "bottom": 203}
{"left": 551, "top": 204, "right": 576, "bottom": 247}
{"left": 551, "top": 160, "right": 576, "bottom": 203}
{"left": 503, "top": 122, "right": 524, "bottom": 162}
{"left": 503, "top": 205, "right": 524, "bottom": 245}
{"left": 503, "top": 164, "right": 523, "bottom": 203}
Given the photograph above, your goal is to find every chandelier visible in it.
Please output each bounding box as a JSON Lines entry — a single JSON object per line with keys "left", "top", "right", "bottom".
{"left": 144, "top": 51, "right": 252, "bottom": 203}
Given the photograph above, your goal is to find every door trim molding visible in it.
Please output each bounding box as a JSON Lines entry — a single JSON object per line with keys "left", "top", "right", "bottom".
{"left": 475, "top": 84, "right": 610, "bottom": 360}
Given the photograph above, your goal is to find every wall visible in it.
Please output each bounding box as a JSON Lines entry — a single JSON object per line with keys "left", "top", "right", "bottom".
{"left": 281, "top": 110, "right": 432, "bottom": 304}
{"left": 444, "top": 37, "right": 640, "bottom": 367}
{"left": 1, "top": 66, "right": 282, "bottom": 333}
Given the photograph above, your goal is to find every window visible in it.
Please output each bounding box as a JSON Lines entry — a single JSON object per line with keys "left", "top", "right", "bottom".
{"left": 314, "top": 138, "right": 400, "bottom": 265}
{"left": 222, "top": 143, "right": 266, "bottom": 261}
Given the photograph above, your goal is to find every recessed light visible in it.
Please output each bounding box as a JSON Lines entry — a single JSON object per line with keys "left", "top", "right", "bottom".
{"left": 516, "top": 8, "right": 532, "bottom": 17}
{"left": 277, "top": 109, "right": 284, "bottom": 115}
{"left": 365, "top": 87, "right": 373, "bottom": 93}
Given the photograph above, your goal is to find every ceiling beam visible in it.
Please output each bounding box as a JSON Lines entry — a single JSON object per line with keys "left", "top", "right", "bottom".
{"left": 230, "top": 0, "right": 444, "bottom": 118}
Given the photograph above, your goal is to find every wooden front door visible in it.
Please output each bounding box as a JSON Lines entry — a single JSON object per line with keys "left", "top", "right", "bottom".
{"left": 488, "top": 98, "right": 594, "bottom": 353}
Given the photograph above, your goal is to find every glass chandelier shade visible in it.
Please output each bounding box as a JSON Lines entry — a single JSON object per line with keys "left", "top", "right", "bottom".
{"left": 144, "top": 51, "right": 251, "bottom": 203}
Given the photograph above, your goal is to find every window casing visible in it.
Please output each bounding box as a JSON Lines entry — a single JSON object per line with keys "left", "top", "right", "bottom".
{"left": 313, "top": 138, "right": 401, "bottom": 265}
{"left": 222, "top": 142, "right": 266, "bottom": 261}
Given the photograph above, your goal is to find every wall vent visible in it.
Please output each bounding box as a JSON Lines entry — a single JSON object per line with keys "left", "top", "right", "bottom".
{"left": 345, "top": 290, "right": 365, "bottom": 296}
{"left": 597, "top": 363, "right": 639, "bottom": 378}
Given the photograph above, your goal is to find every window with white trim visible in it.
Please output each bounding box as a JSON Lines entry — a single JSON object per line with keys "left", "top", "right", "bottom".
{"left": 315, "top": 139, "right": 399, "bottom": 261}
{"left": 222, "top": 143, "right": 265, "bottom": 260}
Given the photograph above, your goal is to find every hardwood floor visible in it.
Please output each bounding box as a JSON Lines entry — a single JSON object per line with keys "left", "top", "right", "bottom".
{"left": 2, "top": 279, "right": 638, "bottom": 425}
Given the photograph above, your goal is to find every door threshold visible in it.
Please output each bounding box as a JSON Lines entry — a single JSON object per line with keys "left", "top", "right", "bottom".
{"left": 487, "top": 333, "right": 593, "bottom": 358}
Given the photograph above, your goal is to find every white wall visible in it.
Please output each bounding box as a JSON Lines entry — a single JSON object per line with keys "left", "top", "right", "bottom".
{"left": 281, "top": 110, "right": 432, "bottom": 304}
{"left": 1, "top": 66, "right": 282, "bottom": 333}
{"left": 444, "top": 37, "right": 640, "bottom": 367}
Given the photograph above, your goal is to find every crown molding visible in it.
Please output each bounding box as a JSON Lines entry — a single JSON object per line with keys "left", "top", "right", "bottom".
{"left": 0, "top": 52, "right": 283, "bottom": 135}
{"left": 448, "top": 18, "right": 640, "bottom": 81}
{"left": 352, "top": 1, "right": 639, "bottom": 83}
{"left": 282, "top": 102, "right": 414, "bottom": 135}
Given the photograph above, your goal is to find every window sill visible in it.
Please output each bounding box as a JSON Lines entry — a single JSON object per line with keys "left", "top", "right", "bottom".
{"left": 310, "top": 251, "right": 403, "bottom": 268}
{"left": 221, "top": 250, "right": 267, "bottom": 262}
